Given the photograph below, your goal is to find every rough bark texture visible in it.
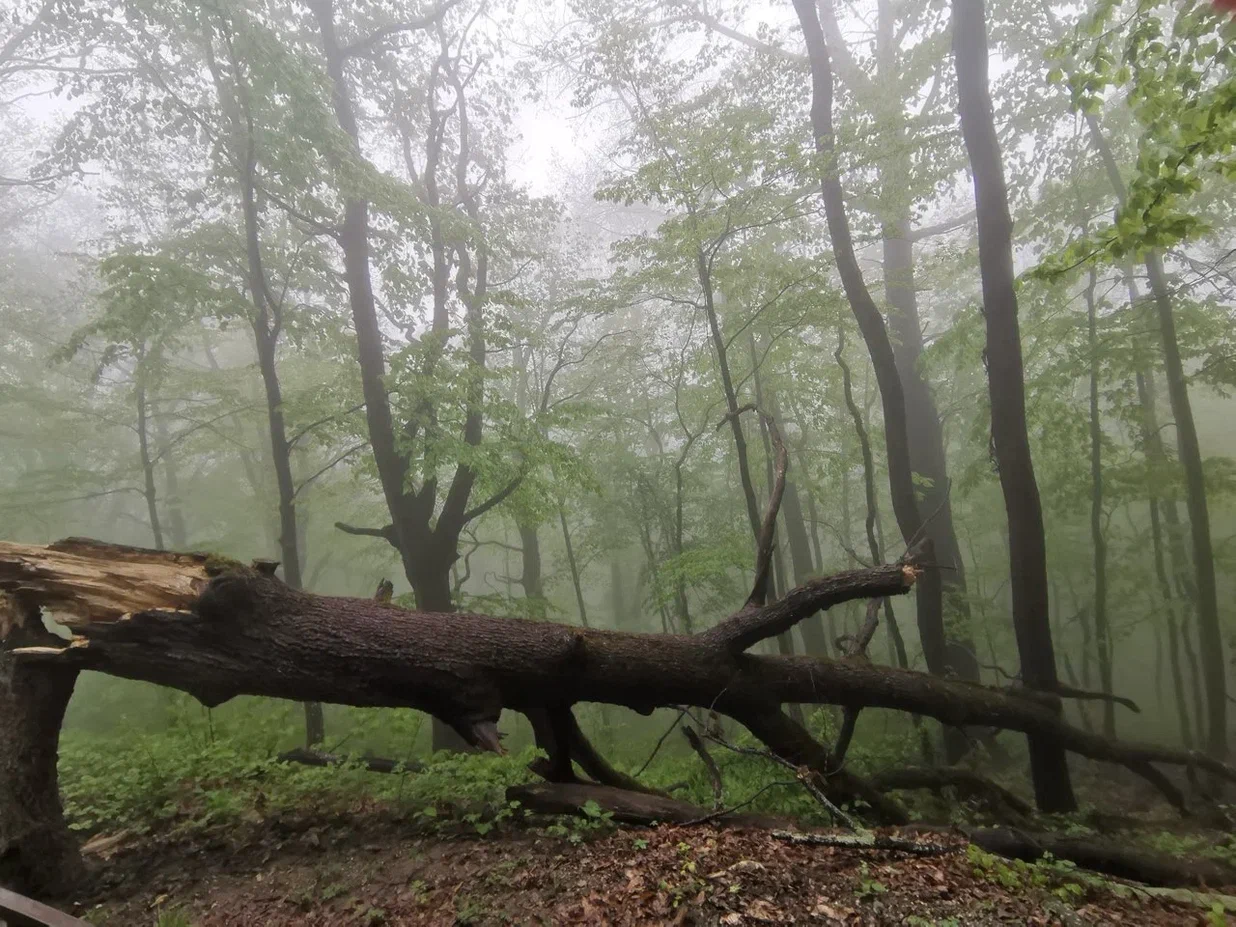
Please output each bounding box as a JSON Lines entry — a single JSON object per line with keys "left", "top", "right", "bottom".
{"left": 950, "top": 0, "right": 1075, "bottom": 812}
{"left": 0, "top": 595, "right": 84, "bottom": 897}
{"left": 3, "top": 539, "right": 1232, "bottom": 822}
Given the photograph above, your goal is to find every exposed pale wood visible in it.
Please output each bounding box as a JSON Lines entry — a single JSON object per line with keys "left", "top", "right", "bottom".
{"left": 0, "top": 886, "right": 90, "bottom": 927}
{"left": 0, "top": 539, "right": 210, "bottom": 624}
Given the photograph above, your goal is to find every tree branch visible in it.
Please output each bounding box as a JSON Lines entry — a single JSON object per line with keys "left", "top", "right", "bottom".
{"left": 703, "top": 557, "right": 920, "bottom": 655}
{"left": 461, "top": 473, "right": 524, "bottom": 524}
{"left": 339, "top": 0, "right": 465, "bottom": 58}
{"left": 334, "top": 522, "right": 398, "bottom": 546}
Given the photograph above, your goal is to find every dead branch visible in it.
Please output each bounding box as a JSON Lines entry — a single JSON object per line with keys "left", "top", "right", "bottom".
{"left": 771, "top": 829, "right": 956, "bottom": 857}
{"left": 682, "top": 725, "right": 723, "bottom": 811}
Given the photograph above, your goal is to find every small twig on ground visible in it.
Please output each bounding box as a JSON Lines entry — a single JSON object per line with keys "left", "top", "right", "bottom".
{"left": 771, "top": 829, "right": 955, "bottom": 856}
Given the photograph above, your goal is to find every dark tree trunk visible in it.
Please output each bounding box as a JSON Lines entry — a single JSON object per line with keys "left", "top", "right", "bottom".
{"left": 558, "top": 506, "right": 590, "bottom": 630}
{"left": 790, "top": 0, "right": 949, "bottom": 685}
{"left": 153, "top": 412, "right": 188, "bottom": 550}
{"left": 950, "top": 0, "right": 1075, "bottom": 811}
{"left": 767, "top": 399, "right": 828, "bottom": 655}
{"left": 518, "top": 523, "right": 546, "bottom": 619}
{"left": 0, "top": 596, "right": 84, "bottom": 897}
{"left": 1084, "top": 271, "right": 1115, "bottom": 738}
{"left": 229, "top": 89, "right": 319, "bottom": 745}
{"left": 1124, "top": 268, "right": 1193, "bottom": 748}
{"left": 135, "top": 382, "right": 164, "bottom": 551}
{"left": 312, "top": 3, "right": 504, "bottom": 752}
{"left": 8, "top": 539, "right": 1228, "bottom": 826}
{"left": 835, "top": 324, "right": 908, "bottom": 671}
{"left": 750, "top": 341, "right": 801, "bottom": 659}
{"left": 1144, "top": 253, "right": 1227, "bottom": 758}
{"left": 1080, "top": 98, "right": 1227, "bottom": 757}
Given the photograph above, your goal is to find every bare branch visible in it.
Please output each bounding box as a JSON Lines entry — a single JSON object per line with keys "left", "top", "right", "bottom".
{"left": 340, "top": 0, "right": 465, "bottom": 58}
{"left": 334, "top": 522, "right": 398, "bottom": 546}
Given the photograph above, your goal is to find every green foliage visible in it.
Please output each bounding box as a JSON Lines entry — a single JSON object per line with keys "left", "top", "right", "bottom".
{"left": 967, "top": 845, "right": 1086, "bottom": 904}
{"left": 854, "top": 861, "right": 888, "bottom": 902}
{"left": 58, "top": 699, "right": 538, "bottom": 837}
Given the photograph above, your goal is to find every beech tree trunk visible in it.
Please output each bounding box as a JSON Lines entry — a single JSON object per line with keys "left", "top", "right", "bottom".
{"left": 951, "top": 0, "right": 1075, "bottom": 811}
{"left": 790, "top": 0, "right": 950, "bottom": 686}
{"left": 5, "top": 538, "right": 1229, "bottom": 838}
{"left": 518, "top": 522, "right": 546, "bottom": 619}
{"left": 135, "top": 381, "right": 164, "bottom": 551}
{"left": 0, "top": 596, "right": 84, "bottom": 897}
{"left": 1144, "top": 253, "right": 1227, "bottom": 758}
{"left": 1081, "top": 101, "right": 1227, "bottom": 758}
{"left": 1084, "top": 271, "right": 1115, "bottom": 738}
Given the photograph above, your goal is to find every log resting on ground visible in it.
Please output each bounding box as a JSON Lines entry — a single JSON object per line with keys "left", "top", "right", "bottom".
{"left": 1, "top": 538, "right": 1233, "bottom": 820}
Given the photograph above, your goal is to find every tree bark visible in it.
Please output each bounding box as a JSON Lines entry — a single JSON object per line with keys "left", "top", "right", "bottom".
{"left": 950, "top": 0, "right": 1075, "bottom": 810}
{"left": 1084, "top": 270, "right": 1115, "bottom": 738}
{"left": 135, "top": 382, "right": 164, "bottom": 551}
{"left": 0, "top": 596, "right": 84, "bottom": 897}
{"left": 558, "top": 506, "right": 590, "bottom": 629}
{"left": 311, "top": 2, "right": 499, "bottom": 753}
{"left": 1144, "top": 252, "right": 1227, "bottom": 758}
{"left": 1078, "top": 92, "right": 1226, "bottom": 758}
{"left": 518, "top": 522, "right": 546, "bottom": 620}
{"left": 790, "top": 0, "right": 949, "bottom": 687}
{"left": 6, "top": 539, "right": 1231, "bottom": 824}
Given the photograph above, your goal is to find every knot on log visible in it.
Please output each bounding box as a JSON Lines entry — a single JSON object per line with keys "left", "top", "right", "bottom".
{"left": 195, "top": 572, "right": 269, "bottom": 623}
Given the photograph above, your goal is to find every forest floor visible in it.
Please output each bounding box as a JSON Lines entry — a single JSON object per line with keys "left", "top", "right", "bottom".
{"left": 68, "top": 805, "right": 1232, "bottom": 926}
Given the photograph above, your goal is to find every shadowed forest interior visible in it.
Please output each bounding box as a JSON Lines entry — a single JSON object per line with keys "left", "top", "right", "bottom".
{"left": 1, "top": 0, "right": 1236, "bottom": 924}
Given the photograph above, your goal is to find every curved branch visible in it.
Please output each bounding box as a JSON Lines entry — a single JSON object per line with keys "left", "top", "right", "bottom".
{"left": 334, "top": 522, "right": 398, "bottom": 546}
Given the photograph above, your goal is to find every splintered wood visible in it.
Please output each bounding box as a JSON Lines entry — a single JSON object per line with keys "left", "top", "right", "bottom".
{"left": 0, "top": 538, "right": 210, "bottom": 625}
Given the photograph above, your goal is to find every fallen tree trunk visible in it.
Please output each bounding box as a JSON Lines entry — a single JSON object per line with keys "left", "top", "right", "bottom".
{"left": 963, "top": 826, "right": 1236, "bottom": 890}
{"left": 2, "top": 537, "right": 1234, "bottom": 888}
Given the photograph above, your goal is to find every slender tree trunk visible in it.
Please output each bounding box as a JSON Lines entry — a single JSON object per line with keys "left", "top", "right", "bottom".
{"left": 835, "top": 324, "right": 909, "bottom": 670}
{"left": 153, "top": 410, "right": 188, "bottom": 549}
{"left": 135, "top": 382, "right": 165, "bottom": 551}
{"left": 1144, "top": 253, "right": 1227, "bottom": 757}
{"left": 951, "top": 0, "right": 1075, "bottom": 810}
{"left": 558, "top": 505, "right": 591, "bottom": 630}
{"left": 1125, "top": 266, "right": 1194, "bottom": 748}
{"left": 1084, "top": 271, "right": 1115, "bottom": 738}
{"left": 672, "top": 461, "right": 692, "bottom": 633}
{"left": 1081, "top": 100, "right": 1227, "bottom": 758}
{"left": 790, "top": 0, "right": 949, "bottom": 684}
{"left": 518, "top": 523, "right": 546, "bottom": 619}
{"left": 237, "top": 127, "right": 318, "bottom": 745}
{"left": 749, "top": 335, "right": 799, "bottom": 658}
